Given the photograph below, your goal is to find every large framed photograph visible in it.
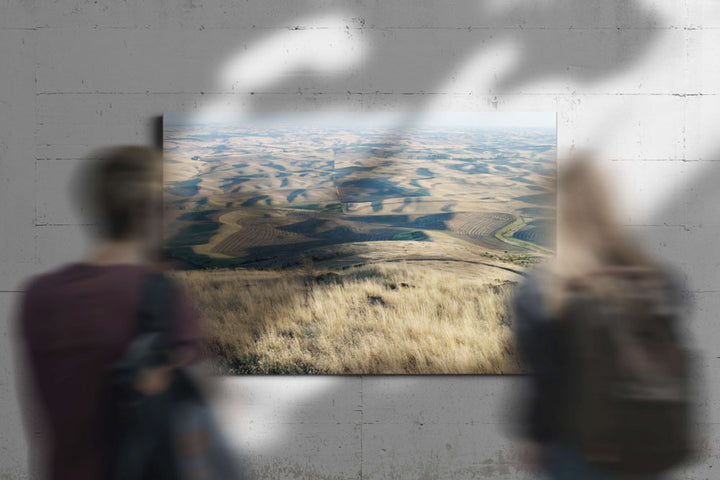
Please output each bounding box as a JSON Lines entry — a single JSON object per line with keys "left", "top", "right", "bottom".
{"left": 163, "top": 112, "right": 556, "bottom": 374}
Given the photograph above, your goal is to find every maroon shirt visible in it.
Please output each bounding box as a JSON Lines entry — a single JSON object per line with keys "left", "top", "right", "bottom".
{"left": 17, "top": 263, "right": 202, "bottom": 480}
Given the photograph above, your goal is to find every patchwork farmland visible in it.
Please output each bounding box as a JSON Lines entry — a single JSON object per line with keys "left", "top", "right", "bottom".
{"left": 163, "top": 114, "right": 555, "bottom": 373}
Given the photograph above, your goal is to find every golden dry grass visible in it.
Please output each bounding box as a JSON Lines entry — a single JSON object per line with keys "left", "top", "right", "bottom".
{"left": 174, "top": 262, "right": 525, "bottom": 374}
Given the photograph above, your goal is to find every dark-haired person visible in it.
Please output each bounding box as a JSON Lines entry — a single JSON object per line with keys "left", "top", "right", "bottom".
{"left": 16, "top": 146, "right": 203, "bottom": 480}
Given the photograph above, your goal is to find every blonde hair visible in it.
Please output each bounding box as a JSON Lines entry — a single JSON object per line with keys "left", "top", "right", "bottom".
{"left": 541, "top": 154, "right": 656, "bottom": 315}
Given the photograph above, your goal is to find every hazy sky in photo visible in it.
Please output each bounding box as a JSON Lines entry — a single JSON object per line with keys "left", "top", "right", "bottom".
{"left": 164, "top": 111, "right": 555, "bottom": 131}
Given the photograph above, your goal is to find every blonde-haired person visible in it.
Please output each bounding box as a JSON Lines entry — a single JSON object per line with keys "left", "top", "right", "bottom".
{"left": 513, "top": 155, "right": 690, "bottom": 480}
{"left": 16, "top": 146, "right": 203, "bottom": 480}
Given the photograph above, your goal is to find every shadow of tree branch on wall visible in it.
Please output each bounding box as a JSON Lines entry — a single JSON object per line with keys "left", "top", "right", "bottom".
{"left": 170, "top": 1, "right": 717, "bottom": 478}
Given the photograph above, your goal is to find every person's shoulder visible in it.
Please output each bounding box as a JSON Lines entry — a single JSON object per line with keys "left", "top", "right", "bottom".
{"left": 513, "top": 267, "right": 553, "bottom": 321}
{"left": 20, "top": 264, "right": 78, "bottom": 298}
{"left": 163, "top": 273, "right": 194, "bottom": 308}
{"left": 17, "top": 264, "right": 82, "bottom": 330}
{"left": 516, "top": 267, "right": 549, "bottom": 303}
{"left": 656, "top": 263, "right": 685, "bottom": 291}
{"left": 22, "top": 263, "right": 157, "bottom": 296}
{"left": 650, "top": 262, "right": 687, "bottom": 309}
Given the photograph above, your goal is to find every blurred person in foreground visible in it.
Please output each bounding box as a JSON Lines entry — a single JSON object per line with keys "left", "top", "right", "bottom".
{"left": 15, "top": 146, "right": 203, "bottom": 479}
{"left": 513, "top": 155, "right": 695, "bottom": 480}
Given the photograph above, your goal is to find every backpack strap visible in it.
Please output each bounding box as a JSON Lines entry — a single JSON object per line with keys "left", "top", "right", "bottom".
{"left": 137, "top": 272, "right": 175, "bottom": 334}
{"left": 132, "top": 272, "right": 176, "bottom": 367}
{"left": 105, "top": 273, "right": 177, "bottom": 400}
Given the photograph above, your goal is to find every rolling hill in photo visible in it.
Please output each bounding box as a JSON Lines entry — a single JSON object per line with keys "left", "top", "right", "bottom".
{"left": 163, "top": 112, "right": 556, "bottom": 374}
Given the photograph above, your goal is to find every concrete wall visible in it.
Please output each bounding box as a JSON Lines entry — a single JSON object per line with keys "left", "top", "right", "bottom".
{"left": 1, "top": 1, "right": 719, "bottom": 478}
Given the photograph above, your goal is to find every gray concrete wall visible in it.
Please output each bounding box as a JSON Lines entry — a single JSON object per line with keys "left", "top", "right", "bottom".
{"left": 1, "top": 1, "right": 719, "bottom": 478}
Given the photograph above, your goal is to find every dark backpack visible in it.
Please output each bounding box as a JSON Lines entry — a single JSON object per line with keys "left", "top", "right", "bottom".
{"left": 558, "top": 267, "right": 694, "bottom": 476}
{"left": 104, "top": 272, "right": 244, "bottom": 480}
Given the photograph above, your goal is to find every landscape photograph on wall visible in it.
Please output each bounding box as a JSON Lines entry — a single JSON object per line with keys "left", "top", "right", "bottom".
{"left": 163, "top": 112, "right": 556, "bottom": 374}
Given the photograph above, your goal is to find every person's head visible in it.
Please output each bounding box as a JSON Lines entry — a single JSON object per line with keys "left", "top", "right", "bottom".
{"left": 556, "top": 153, "right": 651, "bottom": 270}
{"left": 543, "top": 153, "right": 655, "bottom": 310}
{"left": 557, "top": 154, "right": 620, "bottom": 259}
{"left": 79, "top": 146, "right": 163, "bottom": 245}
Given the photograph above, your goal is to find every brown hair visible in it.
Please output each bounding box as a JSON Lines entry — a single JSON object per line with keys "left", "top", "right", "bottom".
{"left": 81, "top": 146, "right": 163, "bottom": 240}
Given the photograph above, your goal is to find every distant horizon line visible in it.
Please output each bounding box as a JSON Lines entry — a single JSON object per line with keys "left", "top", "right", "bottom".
{"left": 163, "top": 111, "right": 557, "bottom": 130}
